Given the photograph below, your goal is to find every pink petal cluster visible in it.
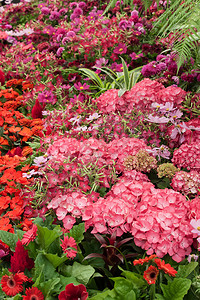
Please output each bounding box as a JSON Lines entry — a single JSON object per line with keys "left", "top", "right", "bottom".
{"left": 94, "top": 79, "right": 187, "bottom": 115}
{"left": 172, "top": 142, "right": 200, "bottom": 172}
{"left": 171, "top": 170, "right": 200, "bottom": 195}
{"left": 82, "top": 177, "right": 196, "bottom": 262}
{"left": 48, "top": 191, "right": 93, "bottom": 230}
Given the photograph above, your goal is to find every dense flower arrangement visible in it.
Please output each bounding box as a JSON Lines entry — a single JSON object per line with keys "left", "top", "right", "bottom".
{"left": 0, "top": 0, "right": 200, "bottom": 299}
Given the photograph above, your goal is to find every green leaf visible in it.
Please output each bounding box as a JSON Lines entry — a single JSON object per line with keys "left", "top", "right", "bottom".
{"left": 160, "top": 278, "right": 191, "bottom": 300}
{"left": 80, "top": 68, "right": 104, "bottom": 88}
{"left": 118, "top": 88, "right": 127, "bottom": 97}
{"left": 121, "top": 270, "right": 145, "bottom": 287}
{"left": 67, "top": 223, "right": 85, "bottom": 244}
{"left": 120, "top": 56, "right": 129, "bottom": 90}
{"left": 38, "top": 278, "right": 60, "bottom": 298}
{"left": 43, "top": 253, "right": 68, "bottom": 268}
{"left": 112, "top": 277, "right": 133, "bottom": 295}
{"left": 89, "top": 289, "right": 117, "bottom": 300}
{"left": 37, "top": 224, "right": 62, "bottom": 251}
{"left": 155, "top": 294, "right": 165, "bottom": 300}
{"left": 70, "top": 262, "right": 95, "bottom": 285}
{"left": 0, "top": 231, "right": 18, "bottom": 251}
{"left": 176, "top": 262, "right": 198, "bottom": 278}
{"left": 33, "top": 253, "right": 58, "bottom": 282}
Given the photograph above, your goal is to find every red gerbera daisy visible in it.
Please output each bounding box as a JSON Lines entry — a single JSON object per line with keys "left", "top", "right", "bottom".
{"left": 154, "top": 258, "right": 177, "bottom": 277}
{"left": 60, "top": 236, "right": 77, "bottom": 259}
{"left": 21, "top": 224, "right": 38, "bottom": 245}
{"left": 23, "top": 287, "right": 44, "bottom": 300}
{"left": 143, "top": 265, "right": 159, "bottom": 285}
{"left": 1, "top": 273, "right": 23, "bottom": 296}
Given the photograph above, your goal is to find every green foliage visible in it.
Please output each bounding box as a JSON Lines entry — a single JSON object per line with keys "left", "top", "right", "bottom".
{"left": 153, "top": 0, "right": 200, "bottom": 71}
{"left": 66, "top": 222, "right": 85, "bottom": 244}
{"left": 37, "top": 224, "right": 62, "bottom": 251}
{"left": 0, "top": 230, "right": 20, "bottom": 252}
{"left": 159, "top": 278, "right": 191, "bottom": 300}
{"left": 176, "top": 262, "right": 198, "bottom": 278}
{"left": 64, "top": 262, "right": 95, "bottom": 285}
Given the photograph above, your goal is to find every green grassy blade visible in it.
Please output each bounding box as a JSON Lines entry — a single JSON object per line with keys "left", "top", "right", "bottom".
{"left": 80, "top": 68, "right": 104, "bottom": 88}
{"left": 120, "top": 56, "right": 129, "bottom": 90}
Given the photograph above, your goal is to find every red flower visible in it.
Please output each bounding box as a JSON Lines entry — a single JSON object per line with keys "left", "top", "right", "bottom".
{"left": 0, "top": 69, "right": 5, "bottom": 85}
{"left": 9, "top": 240, "right": 34, "bottom": 273}
{"left": 60, "top": 236, "right": 77, "bottom": 259}
{"left": 143, "top": 265, "right": 159, "bottom": 285}
{"left": 154, "top": 258, "right": 177, "bottom": 277}
{"left": 23, "top": 287, "right": 44, "bottom": 300}
{"left": 31, "top": 99, "right": 43, "bottom": 119}
{"left": 58, "top": 283, "right": 88, "bottom": 300}
{"left": 21, "top": 224, "right": 38, "bottom": 245}
{"left": 1, "top": 273, "right": 24, "bottom": 296}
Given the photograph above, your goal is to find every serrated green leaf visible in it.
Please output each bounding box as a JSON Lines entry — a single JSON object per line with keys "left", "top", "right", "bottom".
{"left": 121, "top": 270, "right": 145, "bottom": 287}
{"left": 37, "top": 224, "right": 62, "bottom": 251}
{"left": 67, "top": 222, "right": 85, "bottom": 244}
{"left": 71, "top": 262, "right": 95, "bottom": 285}
{"left": 112, "top": 277, "right": 133, "bottom": 296}
{"left": 160, "top": 278, "right": 191, "bottom": 300}
{"left": 0, "top": 231, "right": 18, "bottom": 251}
{"left": 43, "top": 252, "right": 68, "bottom": 268}
{"left": 176, "top": 262, "right": 198, "bottom": 278}
{"left": 38, "top": 278, "right": 60, "bottom": 298}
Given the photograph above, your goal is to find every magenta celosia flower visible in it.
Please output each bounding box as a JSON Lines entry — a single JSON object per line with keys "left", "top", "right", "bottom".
{"left": 113, "top": 43, "right": 127, "bottom": 54}
{"left": 60, "top": 236, "right": 77, "bottom": 259}
{"left": 9, "top": 241, "right": 34, "bottom": 273}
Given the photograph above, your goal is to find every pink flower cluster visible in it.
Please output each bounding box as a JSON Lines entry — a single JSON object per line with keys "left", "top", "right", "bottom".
{"left": 82, "top": 178, "right": 195, "bottom": 262}
{"left": 94, "top": 79, "right": 187, "bottom": 115}
{"left": 171, "top": 171, "right": 200, "bottom": 195}
{"left": 172, "top": 142, "right": 200, "bottom": 172}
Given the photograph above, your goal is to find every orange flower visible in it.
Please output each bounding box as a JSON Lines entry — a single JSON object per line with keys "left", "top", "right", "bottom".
{"left": 154, "top": 258, "right": 177, "bottom": 277}
{"left": 0, "top": 217, "right": 13, "bottom": 231}
{"left": 133, "top": 255, "right": 157, "bottom": 266}
{"left": 143, "top": 265, "right": 159, "bottom": 285}
{"left": 22, "top": 146, "right": 33, "bottom": 156}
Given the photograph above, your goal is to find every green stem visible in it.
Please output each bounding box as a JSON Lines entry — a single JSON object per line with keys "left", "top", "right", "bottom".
{"left": 149, "top": 284, "right": 156, "bottom": 300}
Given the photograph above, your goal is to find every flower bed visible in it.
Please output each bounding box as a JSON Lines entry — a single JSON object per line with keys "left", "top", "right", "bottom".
{"left": 0, "top": 0, "right": 200, "bottom": 299}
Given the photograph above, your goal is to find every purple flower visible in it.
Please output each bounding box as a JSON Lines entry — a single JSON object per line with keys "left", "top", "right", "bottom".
{"left": 78, "top": 2, "right": 86, "bottom": 8}
{"left": 74, "top": 82, "right": 90, "bottom": 91}
{"left": 67, "top": 30, "right": 76, "bottom": 38}
{"left": 145, "top": 115, "right": 170, "bottom": 124}
{"left": 130, "top": 52, "right": 143, "bottom": 60}
{"left": 56, "top": 47, "right": 64, "bottom": 57}
{"left": 73, "top": 7, "right": 83, "bottom": 16}
{"left": 141, "top": 62, "right": 157, "bottom": 77}
{"left": 113, "top": 43, "right": 127, "bottom": 54}
{"left": 38, "top": 90, "right": 56, "bottom": 104}
{"left": 187, "top": 254, "right": 198, "bottom": 263}
{"left": 156, "top": 62, "right": 167, "bottom": 72}
{"left": 131, "top": 10, "right": 139, "bottom": 22}
{"left": 41, "top": 7, "right": 50, "bottom": 15}
{"left": 110, "top": 62, "right": 123, "bottom": 72}
{"left": 49, "top": 11, "right": 61, "bottom": 21}
{"left": 190, "top": 219, "right": 200, "bottom": 235}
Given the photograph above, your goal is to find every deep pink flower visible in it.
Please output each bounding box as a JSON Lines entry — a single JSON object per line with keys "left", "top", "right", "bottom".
{"left": 113, "top": 43, "right": 127, "bottom": 54}
{"left": 58, "top": 283, "right": 88, "bottom": 300}
{"left": 9, "top": 241, "right": 34, "bottom": 273}
{"left": 31, "top": 99, "right": 43, "bottom": 119}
